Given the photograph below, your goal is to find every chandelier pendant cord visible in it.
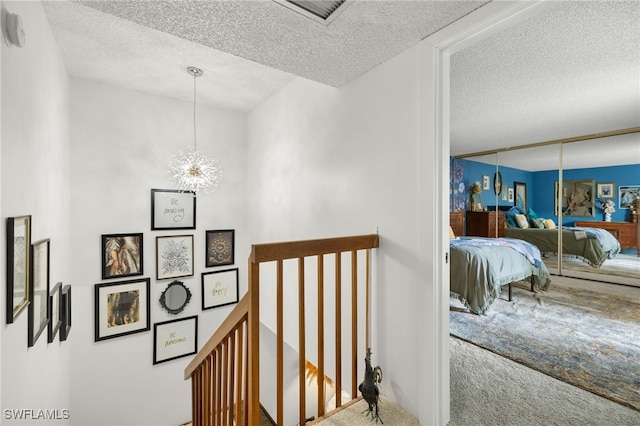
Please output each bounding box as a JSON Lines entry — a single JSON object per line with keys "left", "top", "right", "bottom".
{"left": 168, "top": 66, "right": 221, "bottom": 195}
{"left": 192, "top": 72, "right": 197, "bottom": 152}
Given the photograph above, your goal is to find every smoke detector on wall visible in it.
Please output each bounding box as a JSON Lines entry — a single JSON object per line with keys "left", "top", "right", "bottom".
{"left": 2, "top": 9, "right": 25, "bottom": 48}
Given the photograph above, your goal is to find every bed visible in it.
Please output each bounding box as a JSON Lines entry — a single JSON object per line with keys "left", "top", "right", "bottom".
{"left": 450, "top": 236, "right": 551, "bottom": 315}
{"left": 504, "top": 227, "right": 621, "bottom": 268}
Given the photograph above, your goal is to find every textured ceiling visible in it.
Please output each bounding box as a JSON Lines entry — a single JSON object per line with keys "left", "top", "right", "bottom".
{"left": 41, "top": 0, "right": 639, "bottom": 170}
{"left": 42, "top": 0, "right": 487, "bottom": 111}
{"left": 450, "top": 0, "right": 640, "bottom": 169}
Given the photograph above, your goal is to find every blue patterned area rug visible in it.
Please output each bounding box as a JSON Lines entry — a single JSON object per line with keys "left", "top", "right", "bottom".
{"left": 450, "top": 282, "right": 640, "bottom": 412}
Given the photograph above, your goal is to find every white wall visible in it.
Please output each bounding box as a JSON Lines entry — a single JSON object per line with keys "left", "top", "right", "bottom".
{"left": 68, "top": 78, "right": 248, "bottom": 426}
{"left": 246, "top": 44, "right": 444, "bottom": 421}
{"left": 1, "top": 1, "right": 71, "bottom": 424}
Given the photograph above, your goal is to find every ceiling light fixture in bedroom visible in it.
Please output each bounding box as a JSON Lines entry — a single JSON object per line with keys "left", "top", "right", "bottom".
{"left": 169, "top": 67, "right": 222, "bottom": 196}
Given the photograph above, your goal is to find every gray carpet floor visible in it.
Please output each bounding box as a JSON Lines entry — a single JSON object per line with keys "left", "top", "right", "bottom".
{"left": 449, "top": 275, "right": 640, "bottom": 426}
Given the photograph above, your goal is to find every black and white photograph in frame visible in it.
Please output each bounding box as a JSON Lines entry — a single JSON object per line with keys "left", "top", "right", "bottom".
{"left": 94, "top": 278, "right": 150, "bottom": 342}
{"left": 151, "top": 189, "right": 196, "bottom": 230}
{"left": 28, "top": 238, "right": 50, "bottom": 347}
{"left": 205, "top": 229, "right": 235, "bottom": 267}
{"left": 101, "top": 233, "right": 143, "bottom": 280}
{"left": 153, "top": 315, "right": 198, "bottom": 365}
{"left": 201, "top": 268, "right": 239, "bottom": 310}
{"left": 156, "top": 235, "right": 194, "bottom": 280}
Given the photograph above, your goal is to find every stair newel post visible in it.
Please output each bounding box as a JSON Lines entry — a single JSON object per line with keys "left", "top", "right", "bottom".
{"left": 248, "top": 255, "right": 260, "bottom": 425}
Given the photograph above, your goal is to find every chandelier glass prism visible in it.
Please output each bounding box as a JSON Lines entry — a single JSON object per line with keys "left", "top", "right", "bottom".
{"left": 169, "top": 66, "right": 221, "bottom": 195}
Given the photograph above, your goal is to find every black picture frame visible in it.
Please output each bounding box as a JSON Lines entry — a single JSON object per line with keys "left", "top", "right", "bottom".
{"left": 159, "top": 280, "right": 192, "bottom": 315}
{"left": 101, "top": 233, "right": 144, "bottom": 280}
{"left": 60, "top": 284, "right": 72, "bottom": 341}
{"left": 48, "top": 281, "right": 62, "bottom": 343}
{"left": 6, "top": 215, "right": 31, "bottom": 324}
{"left": 153, "top": 315, "right": 198, "bottom": 365}
{"left": 151, "top": 189, "right": 196, "bottom": 230}
{"left": 205, "top": 229, "right": 235, "bottom": 267}
{"left": 201, "top": 268, "right": 239, "bottom": 310}
{"left": 514, "top": 181, "right": 527, "bottom": 212}
{"left": 28, "top": 238, "right": 50, "bottom": 347}
{"left": 493, "top": 171, "right": 502, "bottom": 196}
{"left": 156, "top": 235, "right": 194, "bottom": 280}
{"left": 94, "top": 278, "right": 150, "bottom": 342}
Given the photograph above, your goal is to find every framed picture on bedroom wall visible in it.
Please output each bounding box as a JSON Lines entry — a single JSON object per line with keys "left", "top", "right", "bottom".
{"left": 555, "top": 179, "right": 595, "bottom": 217}
{"left": 597, "top": 182, "right": 615, "bottom": 199}
{"left": 514, "top": 182, "right": 527, "bottom": 212}
{"left": 619, "top": 185, "right": 640, "bottom": 209}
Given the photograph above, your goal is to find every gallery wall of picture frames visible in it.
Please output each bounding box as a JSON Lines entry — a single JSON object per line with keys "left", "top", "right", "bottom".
{"left": 87, "top": 188, "right": 240, "bottom": 365}
{"left": 6, "top": 215, "right": 72, "bottom": 347}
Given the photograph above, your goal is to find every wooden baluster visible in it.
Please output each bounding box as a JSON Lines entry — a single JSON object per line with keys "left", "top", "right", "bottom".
{"left": 298, "top": 257, "right": 306, "bottom": 426}
{"left": 351, "top": 250, "right": 358, "bottom": 398}
{"left": 276, "top": 259, "right": 284, "bottom": 426}
{"left": 228, "top": 330, "right": 236, "bottom": 426}
{"left": 317, "top": 254, "right": 325, "bottom": 418}
{"left": 335, "top": 252, "right": 342, "bottom": 408}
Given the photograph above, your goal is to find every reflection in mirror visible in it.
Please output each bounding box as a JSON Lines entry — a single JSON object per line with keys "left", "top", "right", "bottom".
{"left": 559, "top": 135, "right": 640, "bottom": 285}
{"left": 159, "top": 280, "right": 192, "bottom": 315}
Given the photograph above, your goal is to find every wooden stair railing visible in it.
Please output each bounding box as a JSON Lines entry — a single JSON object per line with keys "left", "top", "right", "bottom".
{"left": 185, "top": 234, "right": 379, "bottom": 426}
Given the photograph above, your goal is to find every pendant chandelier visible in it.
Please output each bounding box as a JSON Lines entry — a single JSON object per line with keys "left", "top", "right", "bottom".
{"left": 169, "top": 66, "right": 222, "bottom": 195}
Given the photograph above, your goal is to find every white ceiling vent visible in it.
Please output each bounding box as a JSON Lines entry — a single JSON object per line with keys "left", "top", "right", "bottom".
{"left": 273, "top": 0, "right": 355, "bottom": 25}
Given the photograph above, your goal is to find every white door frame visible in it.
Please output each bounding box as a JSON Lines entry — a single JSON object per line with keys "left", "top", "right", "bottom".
{"left": 422, "top": 1, "right": 558, "bottom": 424}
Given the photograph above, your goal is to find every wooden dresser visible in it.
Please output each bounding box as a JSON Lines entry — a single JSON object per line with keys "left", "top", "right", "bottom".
{"left": 466, "top": 211, "right": 505, "bottom": 238}
{"left": 574, "top": 221, "right": 639, "bottom": 256}
{"left": 450, "top": 211, "right": 464, "bottom": 237}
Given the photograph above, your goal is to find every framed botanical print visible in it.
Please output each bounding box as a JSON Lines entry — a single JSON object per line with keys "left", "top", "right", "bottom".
{"left": 28, "top": 238, "right": 50, "bottom": 347}
{"left": 101, "top": 233, "right": 143, "bottom": 280}
{"left": 151, "top": 189, "right": 196, "bottom": 230}
{"left": 201, "top": 268, "right": 239, "bottom": 310}
{"left": 94, "top": 278, "right": 150, "bottom": 342}
{"left": 6, "top": 215, "right": 31, "bottom": 324}
{"left": 48, "top": 281, "right": 62, "bottom": 343}
{"left": 205, "top": 229, "right": 235, "bottom": 267}
{"left": 153, "top": 315, "right": 198, "bottom": 365}
{"left": 156, "top": 235, "right": 194, "bottom": 280}
{"left": 60, "top": 284, "right": 72, "bottom": 341}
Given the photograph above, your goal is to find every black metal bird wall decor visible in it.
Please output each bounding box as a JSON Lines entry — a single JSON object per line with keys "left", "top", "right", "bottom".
{"left": 359, "top": 348, "right": 384, "bottom": 424}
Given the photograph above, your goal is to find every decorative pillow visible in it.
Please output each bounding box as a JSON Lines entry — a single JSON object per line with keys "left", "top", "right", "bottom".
{"left": 532, "top": 218, "right": 546, "bottom": 228}
{"left": 515, "top": 214, "right": 530, "bottom": 229}
{"left": 505, "top": 206, "right": 526, "bottom": 228}
{"left": 449, "top": 226, "right": 456, "bottom": 240}
{"left": 544, "top": 219, "right": 556, "bottom": 229}
{"left": 527, "top": 208, "right": 538, "bottom": 220}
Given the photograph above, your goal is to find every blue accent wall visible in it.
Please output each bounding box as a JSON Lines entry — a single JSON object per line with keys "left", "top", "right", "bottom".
{"left": 451, "top": 159, "right": 639, "bottom": 224}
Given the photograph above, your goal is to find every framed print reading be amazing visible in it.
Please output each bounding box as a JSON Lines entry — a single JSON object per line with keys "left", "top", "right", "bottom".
{"left": 151, "top": 189, "right": 196, "bottom": 230}
{"left": 94, "top": 278, "right": 150, "bottom": 342}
